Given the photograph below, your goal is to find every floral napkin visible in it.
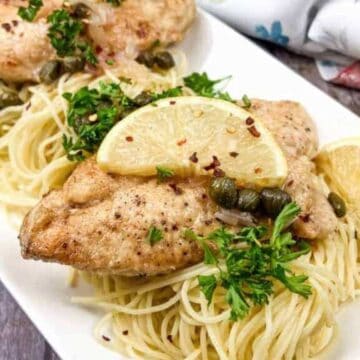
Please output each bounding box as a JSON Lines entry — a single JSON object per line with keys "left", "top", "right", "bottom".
{"left": 197, "top": 0, "right": 360, "bottom": 89}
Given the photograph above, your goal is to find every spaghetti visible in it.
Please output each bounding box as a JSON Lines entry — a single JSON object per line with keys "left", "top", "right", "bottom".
{"left": 0, "top": 53, "right": 359, "bottom": 360}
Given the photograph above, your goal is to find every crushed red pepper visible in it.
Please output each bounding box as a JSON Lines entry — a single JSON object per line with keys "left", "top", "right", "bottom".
{"left": 247, "top": 125, "right": 261, "bottom": 138}
{"left": 189, "top": 152, "right": 198, "bottom": 163}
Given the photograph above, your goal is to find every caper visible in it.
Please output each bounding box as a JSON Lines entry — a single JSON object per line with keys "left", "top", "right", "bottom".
{"left": 328, "top": 192, "right": 346, "bottom": 217}
{"left": 71, "top": 3, "right": 91, "bottom": 18}
{"left": 39, "top": 60, "right": 63, "bottom": 84}
{"left": 61, "top": 56, "right": 85, "bottom": 74}
{"left": 136, "top": 51, "right": 155, "bottom": 68}
{"left": 133, "top": 91, "right": 153, "bottom": 106}
{"left": 237, "top": 189, "right": 260, "bottom": 213}
{"left": 153, "top": 51, "right": 175, "bottom": 70}
{"left": 209, "top": 177, "right": 238, "bottom": 209}
{"left": 0, "top": 84, "right": 22, "bottom": 109}
{"left": 260, "top": 188, "right": 292, "bottom": 218}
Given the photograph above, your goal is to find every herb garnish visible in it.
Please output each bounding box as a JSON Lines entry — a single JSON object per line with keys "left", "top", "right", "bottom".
{"left": 47, "top": 9, "right": 97, "bottom": 65}
{"left": 146, "top": 226, "right": 164, "bottom": 246}
{"left": 18, "top": 0, "right": 43, "bottom": 22}
{"left": 106, "top": 0, "right": 123, "bottom": 6}
{"left": 241, "top": 94, "right": 252, "bottom": 109}
{"left": 183, "top": 72, "right": 233, "bottom": 102}
{"left": 62, "top": 82, "right": 131, "bottom": 160}
{"left": 62, "top": 83, "right": 185, "bottom": 160}
{"left": 184, "top": 202, "right": 311, "bottom": 320}
{"left": 156, "top": 166, "right": 174, "bottom": 182}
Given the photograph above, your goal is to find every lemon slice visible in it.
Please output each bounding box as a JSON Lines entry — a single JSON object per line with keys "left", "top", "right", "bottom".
{"left": 97, "top": 96, "right": 287, "bottom": 187}
{"left": 316, "top": 137, "right": 360, "bottom": 219}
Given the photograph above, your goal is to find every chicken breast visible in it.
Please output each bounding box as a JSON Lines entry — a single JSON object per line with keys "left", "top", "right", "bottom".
{"left": 19, "top": 100, "right": 337, "bottom": 275}
{"left": 0, "top": 0, "right": 196, "bottom": 82}
{"left": 20, "top": 159, "right": 219, "bottom": 275}
{"left": 249, "top": 99, "right": 336, "bottom": 239}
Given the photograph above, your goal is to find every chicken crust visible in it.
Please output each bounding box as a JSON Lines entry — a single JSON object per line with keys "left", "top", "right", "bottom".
{"left": 0, "top": 0, "right": 196, "bottom": 82}
{"left": 20, "top": 159, "right": 219, "bottom": 275}
{"left": 249, "top": 99, "right": 336, "bottom": 239}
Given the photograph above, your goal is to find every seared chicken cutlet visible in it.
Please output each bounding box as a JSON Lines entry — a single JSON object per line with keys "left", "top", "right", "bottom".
{"left": 0, "top": 0, "right": 195, "bottom": 82}
{"left": 249, "top": 100, "right": 336, "bottom": 239}
{"left": 19, "top": 100, "right": 337, "bottom": 275}
{"left": 20, "top": 159, "right": 218, "bottom": 275}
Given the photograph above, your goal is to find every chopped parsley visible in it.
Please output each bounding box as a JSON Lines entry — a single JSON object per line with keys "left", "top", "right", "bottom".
{"left": 106, "top": 0, "right": 123, "bottom": 6}
{"left": 62, "top": 82, "right": 132, "bottom": 160}
{"left": 146, "top": 226, "right": 164, "bottom": 246}
{"left": 183, "top": 202, "right": 311, "bottom": 320}
{"left": 156, "top": 166, "right": 174, "bottom": 182}
{"left": 151, "top": 87, "right": 183, "bottom": 101}
{"left": 18, "top": 0, "right": 43, "bottom": 22}
{"left": 241, "top": 94, "right": 252, "bottom": 109}
{"left": 198, "top": 275, "right": 217, "bottom": 304}
{"left": 183, "top": 72, "right": 233, "bottom": 101}
{"left": 47, "top": 9, "right": 97, "bottom": 65}
{"left": 106, "top": 59, "right": 115, "bottom": 66}
{"left": 62, "top": 83, "right": 186, "bottom": 161}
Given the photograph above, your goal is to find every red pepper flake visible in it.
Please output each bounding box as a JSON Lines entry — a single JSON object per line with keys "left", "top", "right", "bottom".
{"left": 12, "top": 20, "right": 18, "bottom": 27}
{"left": 169, "top": 183, "right": 183, "bottom": 195}
{"left": 204, "top": 156, "right": 221, "bottom": 171}
{"left": 62, "top": 243, "right": 68, "bottom": 249}
{"left": 300, "top": 214, "right": 311, "bottom": 223}
{"left": 247, "top": 125, "right": 261, "bottom": 138}
{"left": 189, "top": 152, "right": 198, "bottom": 163}
{"left": 170, "top": 100, "right": 176, "bottom": 105}
{"left": 167, "top": 335, "right": 173, "bottom": 342}
{"left": 102, "top": 335, "right": 111, "bottom": 342}
{"left": 126, "top": 136, "right": 134, "bottom": 142}
{"left": 95, "top": 45, "right": 103, "bottom": 54}
{"left": 172, "top": 224, "right": 179, "bottom": 231}
{"left": 214, "top": 168, "right": 225, "bottom": 177}
{"left": 201, "top": 193, "right": 208, "bottom": 200}
{"left": 122, "top": 330, "right": 129, "bottom": 336}
{"left": 254, "top": 167, "right": 262, "bottom": 174}
{"left": 204, "top": 219, "right": 212, "bottom": 226}
{"left": 1, "top": 23, "right": 11, "bottom": 32}
{"left": 229, "top": 152, "right": 239, "bottom": 158}
{"left": 287, "top": 180, "right": 294, "bottom": 187}
{"left": 177, "top": 138, "right": 187, "bottom": 146}
{"left": 245, "top": 117, "right": 254, "bottom": 126}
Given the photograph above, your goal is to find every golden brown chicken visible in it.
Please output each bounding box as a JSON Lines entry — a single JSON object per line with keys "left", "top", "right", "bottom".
{"left": 0, "top": 0, "right": 196, "bottom": 82}
{"left": 19, "top": 100, "right": 337, "bottom": 276}
{"left": 20, "top": 159, "right": 216, "bottom": 275}
{"left": 249, "top": 100, "right": 336, "bottom": 239}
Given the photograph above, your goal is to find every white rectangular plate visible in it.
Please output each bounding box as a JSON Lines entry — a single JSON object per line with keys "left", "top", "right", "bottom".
{"left": 1, "top": 9, "right": 360, "bottom": 360}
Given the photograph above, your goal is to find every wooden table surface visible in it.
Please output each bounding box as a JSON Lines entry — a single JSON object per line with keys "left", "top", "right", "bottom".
{"left": 1, "top": 41, "right": 360, "bottom": 360}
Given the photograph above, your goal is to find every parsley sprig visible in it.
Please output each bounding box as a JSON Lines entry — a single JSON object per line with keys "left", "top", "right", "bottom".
{"left": 156, "top": 166, "right": 174, "bottom": 182}
{"left": 146, "top": 226, "right": 164, "bottom": 246}
{"left": 184, "top": 202, "right": 311, "bottom": 320}
{"left": 18, "top": 0, "right": 43, "bottom": 22}
{"left": 47, "top": 9, "right": 98, "bottom": 65}
{"left": 106, "top": 0, "right": 123, "bottom": 6}
{"left": 62, "top": 83, "right": 185, "bottom": 160}
{"left": 183, "top": 72, "right": 233, "bottom": 101}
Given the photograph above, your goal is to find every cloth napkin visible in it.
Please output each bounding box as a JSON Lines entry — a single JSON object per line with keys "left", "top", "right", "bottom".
{"left": 197, "top": 0, "right": 360, "bottom": 89}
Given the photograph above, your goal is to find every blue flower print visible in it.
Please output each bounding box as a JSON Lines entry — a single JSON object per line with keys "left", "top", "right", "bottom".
{"left": 255, "top": 21, "right": 289, "bottom": 46}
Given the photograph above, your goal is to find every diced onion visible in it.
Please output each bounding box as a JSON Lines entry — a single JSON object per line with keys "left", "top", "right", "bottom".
{"left": 215, "top": 209, "right": 256, "bottom": 227}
